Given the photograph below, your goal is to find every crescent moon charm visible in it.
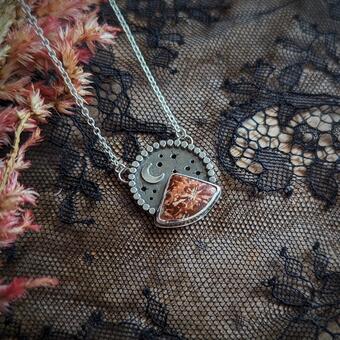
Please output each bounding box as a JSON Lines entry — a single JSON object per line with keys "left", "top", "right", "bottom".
{"left": 141, "top": 163, "right": 165, "bottom": 184}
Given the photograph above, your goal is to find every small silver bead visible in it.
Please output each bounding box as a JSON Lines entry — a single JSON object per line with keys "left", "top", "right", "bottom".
{"left": 142, "top": 203, "right": 150, "bottom": 211}
{"left": 188, "top": 144, "right": 195, "bottom": 150}
{"left": 132, "top": 161, "right": 139, "bottom": 167}
{"left": 133, "top": 193, "right": 141, "bottom": 200}
{"left": 128, "top": 181, "right": 136, "bottom": 187}
{"left": 146, "top": 145, "right": 153, "bottom": 152}
{"left": 130, "top": 167, "right": 137, "bottom": 174}
{"left": 160, "top": 140, "right": 167, "bottom": 147}
{"left": 136, "top": 155, "right": 143, "bottom": 162}
{"left": 167, "top": 139, "right": 174, "bottom": 146}
{"left": 208, "top": 170, "right": 215, "bottom": 177}
{"left": 128, "top": 174, "right": 135, "bottom": 180}
{"left": 209, "top": 176, "right": 217, "bottom": 183}
{"left": 203, "top": 157, "right": 210, "bottom": 164}
{"left": 194, "top": 147, "right": 201, "bottom": 154}
{"left": 174, "top": 139, "right": 181, "bottom": 147}
{"left": 137, "top": 198, "right": 145, "bottom": 206}
{"left": 199, "top": 151, "right": 206, "bottom": 159}
{"left": 130, "top": 187, "right": 138, "bottom": 193}
{"left": 153, "top": 142, "right": 160, "bottom": 149}
{"left": 206, "top": 163, "right": 214, "bottom": 170}
{"left": 141, "top": 150, "right": 148, "bottom": 157}
{"left": 181, "top": 141, "right": 188, "bottom": 148}
{"left": 149, "top": 208, "right": 156, "bottom": 215}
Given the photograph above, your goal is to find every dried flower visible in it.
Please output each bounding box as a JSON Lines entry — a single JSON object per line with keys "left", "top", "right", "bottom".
{"left": 0, "top": 277, "right": 59, "bottom": 312}
{"left": 61, "top": 12, "right": 120, "bottom": 55}
{"left": 15, "top": 128, "right": 43, "bottom": 171}
{"left": 0, "top": 210, "right": 40, "bottom": 248}
{"left": 0, "top": 106, "right": 17, "bottom": 146}
{"left": 0, "top": 171, "right": 38, "bottom": 216}
{"left": 0, "top": 0, "right": 120, "bottom": 313}
{"left": 32, "top": 0, "right": 98, "bottom": 21}
{"left": 28, "top": 88, "right": 52, "bottom": 123}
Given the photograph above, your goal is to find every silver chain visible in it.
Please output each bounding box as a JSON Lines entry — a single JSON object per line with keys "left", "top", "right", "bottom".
{"left": 18, "top": 0, "right": 128, "bottom": 179}
{"left": 107, "top": 0, "right": 189, "bottom": 141}
{"left": 19, "top": 0, "right": 190, "bottom": 181}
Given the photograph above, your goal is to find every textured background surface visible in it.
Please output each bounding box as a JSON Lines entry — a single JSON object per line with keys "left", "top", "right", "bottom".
{"left": 1, "top": 0, "right": 339, "bottom": 338}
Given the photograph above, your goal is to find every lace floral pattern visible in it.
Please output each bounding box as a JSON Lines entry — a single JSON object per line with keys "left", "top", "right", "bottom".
{"left": 0, "top": 288, "right": 183, "bottom": 339}
{"left": 218, "top": 17, "right": 340, "bottom": 205}
{"left": 87, "top": 47, "right": 173, "bottom": 162}
{"left": 46, "top": 115, "right": 102, "bottom": 225}
{"left": 1, "top": 1, "right": 339, "bottom": 339}
{"left": 264, "top": 243, "right": 340, "bottom": 339}
{"left": 100, "top": 0, "right": 231, "bottom": 72}
{"left": 326, "top": 0, "right": 340, "bottom": 20}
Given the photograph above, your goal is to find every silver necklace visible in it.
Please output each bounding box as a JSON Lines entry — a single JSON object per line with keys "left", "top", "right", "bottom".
{"left": 19, "top": 0, "right": 221, "bottom": 228}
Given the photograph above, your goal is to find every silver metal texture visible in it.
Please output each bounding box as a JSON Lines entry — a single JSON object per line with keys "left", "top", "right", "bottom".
{"left": 141, "top": 164, "right": 165, "bottom": 184}
{"left": 18, "top": 0, "right": 193, "bottom": 181}
{"left": 18, "top": 0, "right": 128, "bottom": 177}
{"left": 156, "top": 174, "right": 221, "bottom": 228}
{"left": 107, "top": 0, "right": 191, "bottom": 142}
{"left": 128, "top": 139, "right": 217, "bottom": 215}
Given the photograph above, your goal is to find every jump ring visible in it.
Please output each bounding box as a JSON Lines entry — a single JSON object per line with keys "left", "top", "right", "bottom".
{"left": 117, "top": 167, "right": 129, "bottom": 184}
{"left": 176, "top": 128, "right": 187, "bottom": 140}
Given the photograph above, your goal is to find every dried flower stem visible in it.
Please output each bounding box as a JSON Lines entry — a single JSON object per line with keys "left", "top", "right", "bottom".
{"left": 0, "top": 112, "right": 31, "bottom": 192}
{"left": 0, "top": 0, "right": 120, "bottom": 313}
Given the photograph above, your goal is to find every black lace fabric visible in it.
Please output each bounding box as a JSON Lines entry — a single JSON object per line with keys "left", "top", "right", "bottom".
{"left": 1, "top": 0, "right": 339, "bottom": 338}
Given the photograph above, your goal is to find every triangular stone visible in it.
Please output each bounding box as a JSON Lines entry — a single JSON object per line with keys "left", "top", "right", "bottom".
{"left": 156, "top": 174, "right": 221, "bottom": 227}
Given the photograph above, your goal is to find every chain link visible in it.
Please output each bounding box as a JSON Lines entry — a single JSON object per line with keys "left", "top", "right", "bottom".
{"left": 18, "top": 0, "right": 128, "bottom": 179}
{"left": 19, "top": 0, "right": 191, "bottom": 181}
{"left": 107, "top": 0, "right": 190, "bottom": 141}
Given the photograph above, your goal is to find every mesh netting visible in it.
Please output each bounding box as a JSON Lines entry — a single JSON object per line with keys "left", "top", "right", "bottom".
{"left": 1, "top": 0, "right": 339, "bottom": 338}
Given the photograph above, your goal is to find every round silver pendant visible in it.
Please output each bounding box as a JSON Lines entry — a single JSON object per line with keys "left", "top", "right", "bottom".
{"left": 128, "top": 139, "right": 220, "bottom": 227}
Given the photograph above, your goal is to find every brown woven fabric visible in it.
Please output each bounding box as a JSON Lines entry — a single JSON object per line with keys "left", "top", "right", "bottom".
{"left": 1, "top": 0, "right": 339, "bottom": 338}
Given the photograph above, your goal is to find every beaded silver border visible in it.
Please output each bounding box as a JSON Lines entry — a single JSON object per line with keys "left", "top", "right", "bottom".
{"left": 127, "top": 139, "right": 218, "bottom": 215}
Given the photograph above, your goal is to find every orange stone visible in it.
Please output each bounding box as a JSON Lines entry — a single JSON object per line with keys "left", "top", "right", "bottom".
{"left": 156, "top": 174, "right": 221, "bottom": 227}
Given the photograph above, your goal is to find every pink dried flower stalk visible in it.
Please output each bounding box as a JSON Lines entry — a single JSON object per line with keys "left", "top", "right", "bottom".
{"left": 0, "top": 0, "right": 120, "bottom": 313}
{"left": 0, "top": 107, "right": 17, "bottom": 147}
{"left": 0, "top": 277, "right": 59, "bottom": 312}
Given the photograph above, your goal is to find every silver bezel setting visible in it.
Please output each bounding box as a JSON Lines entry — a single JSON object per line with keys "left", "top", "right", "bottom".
{"left": 128, "top": 139, "right": 218, "bottom": 216}
{"left": 155, "top": 173, "right": 221, "bottom": 228}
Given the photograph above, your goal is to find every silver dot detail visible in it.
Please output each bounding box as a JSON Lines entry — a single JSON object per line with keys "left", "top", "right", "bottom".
{"left": 133, "top": 193, "right": 141, "bottom": 200}
{"left": 208, "top": 170, "right": 215, "bottom": 177}
{"left": 137, "top": 198, "right": 145, "bottom": 206}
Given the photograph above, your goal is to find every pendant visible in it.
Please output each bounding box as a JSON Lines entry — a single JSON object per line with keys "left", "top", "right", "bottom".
{"left": 128, "top": 139, "right": 221, "bottom": 228}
